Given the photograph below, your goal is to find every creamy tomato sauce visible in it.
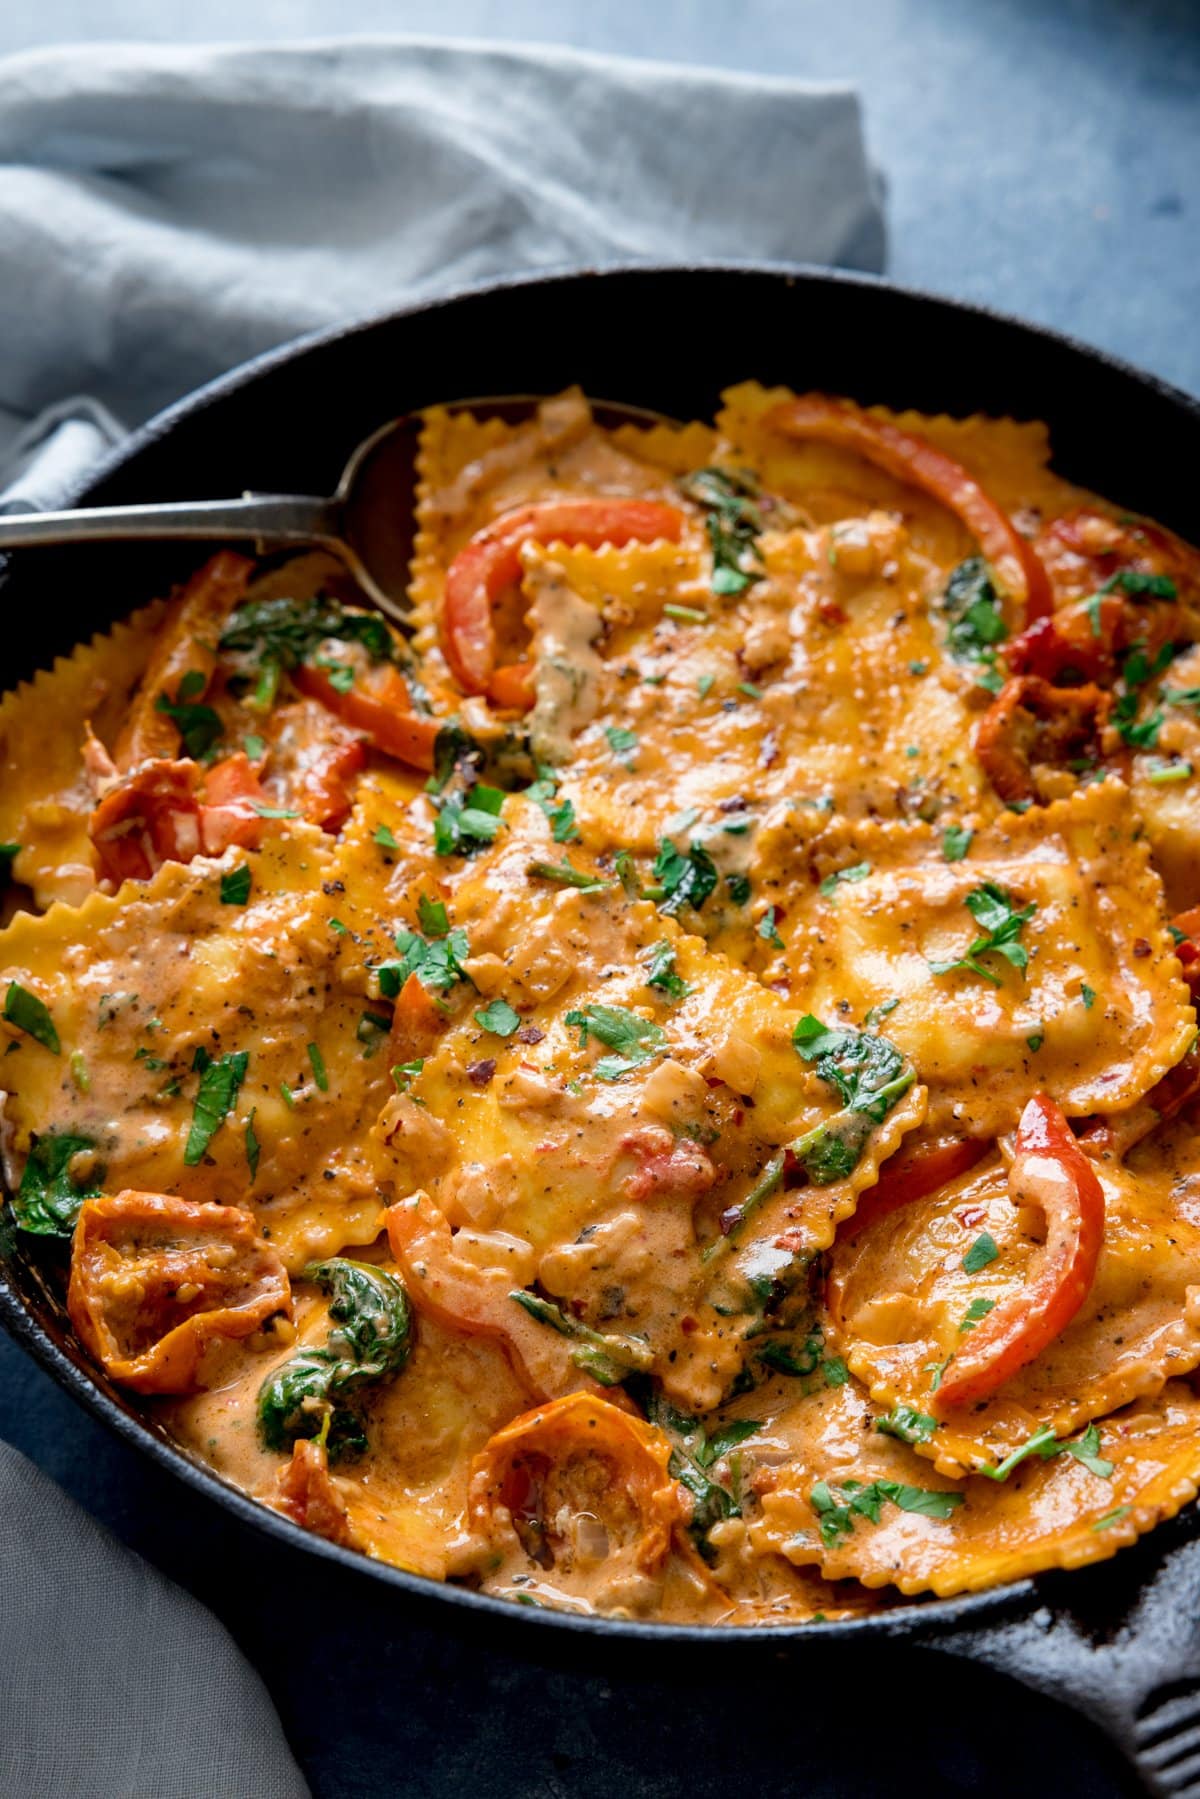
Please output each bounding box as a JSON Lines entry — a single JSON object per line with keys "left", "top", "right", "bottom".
{"left": 3, "top": 386, "right": 1200, "bottom": 1624}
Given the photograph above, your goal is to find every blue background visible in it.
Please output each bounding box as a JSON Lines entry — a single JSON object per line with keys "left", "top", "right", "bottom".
{"left": 2, "top": 1, "right": 1195, "bottom": 1793}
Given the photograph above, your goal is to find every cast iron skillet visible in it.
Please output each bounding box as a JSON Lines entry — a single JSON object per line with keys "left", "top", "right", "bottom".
{"left": 4, "top": 264, "right": 1200, "bottom": 1794}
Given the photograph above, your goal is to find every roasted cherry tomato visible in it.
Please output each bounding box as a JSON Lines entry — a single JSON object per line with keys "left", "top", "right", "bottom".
{"left": 974, "top": 674, "right": 1112, "bottom": 804}
{"left": 468, "top": 1392, "right": 684, "bottom": 1578}
{"left": 68, "top": 1191, "right": 290, "bottom": 1394}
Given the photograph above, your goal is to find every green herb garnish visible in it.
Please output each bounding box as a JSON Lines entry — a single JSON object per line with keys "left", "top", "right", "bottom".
{"left": 929, "top": 881, "right": 1036, "bottom": 986}
{"left": 184, "top": 1050, "right": 249, "bottom": 1164}
{"left": 565, "top": 1004, "right": 668, "bottom": 1081}
{"left": 3, "top": 981, "right": 59, "bottom": 1054}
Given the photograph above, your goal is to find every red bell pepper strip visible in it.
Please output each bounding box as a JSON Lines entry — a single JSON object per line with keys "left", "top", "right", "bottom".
{"left": 764, "top": 395, "right": 1053, "bottom": 623}
{"left": 835, "top": 1136, "right": 990, "bottom": 1247}
{"left": 933, "top": 1094, "right": 1104, "bottom": 1412}
{"left": 292, "top": 662, "right": 439, "bottom": 772}
{"left": 440, "top": 498, "right": 685, "bottom": 704}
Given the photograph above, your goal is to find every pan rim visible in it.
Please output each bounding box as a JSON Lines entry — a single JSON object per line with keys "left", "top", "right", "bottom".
{"left": 3, "top": 256, "right": 1197, "bottom": 1648}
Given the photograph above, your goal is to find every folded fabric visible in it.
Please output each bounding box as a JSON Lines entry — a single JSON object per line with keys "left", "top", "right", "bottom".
{"left": 0, "top": 35, "right": 884, "bottom": 508}
{"left": 0, "top": 1440, "right": 309, "bottom": 1798}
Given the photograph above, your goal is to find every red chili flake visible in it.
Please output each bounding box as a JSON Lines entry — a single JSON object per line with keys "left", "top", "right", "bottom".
{"left": 466, "top": 1058, "right": 496, "bottom": 1087}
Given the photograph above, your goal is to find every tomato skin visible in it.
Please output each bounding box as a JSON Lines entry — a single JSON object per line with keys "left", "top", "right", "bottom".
{"left": 199, "top": 752, "right": 270, "bottom": 854}
{"left": 468, "top": 1392, "right": 685, "bottom": 1577}
{"left": 68, "top": 1191, "right": 290, "bottom": 1395}
{"left": 933, "top": 1094, "right": 1105, "bottom": 1412}
{"left": 292, "top": 662, "right": 438, "bottom": 772}
{"left": 1035, "top": 505, "right": 1200, "bottom": 608}
{"left": 974, "top": 674, "right": 1112, "bottom": 805}
{"left": 389, "top": 971, "right": 447, "bottom": 1064}
{"left": 440, "top": 498, "right": 685, "bottom": 702}
{"left": 89, "top": 759, "right": 206, "bottom": 883}
{"left": 765, "top": 395, "right": 1052, "bottom": 623}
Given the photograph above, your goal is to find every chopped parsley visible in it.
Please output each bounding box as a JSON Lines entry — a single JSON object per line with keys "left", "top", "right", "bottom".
{"left": 220, "top": 863, "right": 252, "bottom": 906}
{"left": 417, "top": 893, "right": 450, "bottom": 937}
{"left": 3, "top": 981, "right": 59, "bottom": 1054}
{"left": 810, "top": 1476, "right": 963, "bottom": 1546}
{"left": 757, "top": 905, "right": 785, "bottom": 950}
{"left": 378, "top": 923, "right": 471, "bottom": 997}
{"left": 644, "top": 940, "right": 692, "bottom": 1002}
{"left": 1092, "top": 1506, "right": 1131, "bottom": 1532}
{"left": 962, "top": 1231, "right": 999, "bottom": 1274}
{"left": 307, "top": 1042, "right": 329, "bottom": 1091}
{"left": 526, "top": 767, "right": 580, "bottom": 843}
{"left": 652, "top": 838, "right": 719, "bottom": 916}
{"left": 154, "top": 668, "right": 222, "bottom": 759}
{"left": 184, "top": 1050, "right": 249, "bottom": 1165}
{"left": 980, "top": 1421, "right": 1114, "bottom": 1483}
{"left": 725, "top": 872, "right": 752, "bottom": 906}
{"left": 876, "top": 1404, "right": 938, "bottom": 1446}
{"left": 678, "top": 466, "right": 766, "bottom": 596}
{"left": 942, "top": 825, "right": 973, "bottom": 863}
{"left": 565, "top": 1004, "right": 667, "bottom": 1081}
{"left": 374, "top": 823, "right": 399, "bottom": 850}
{"left": 958, "top": 1296, "right": 996, "bottom": 1332}
{"left": 13, "top": 1131, "right": 103, "bottom": 1236}
{"left": 942, "top": 557, "right": 1007, "bottom": 683}
{"left": 475, "top": 998, "right": 521, "bottom": 1037}
{"left": 790, "top": 1016, "right": 915, "bottom": 1184}
{"left": 929, "top": 882, "right": 1036, "bottom": 986}
{"left": 1100, "top": 569, "right": 1177, "bottom": 599}
{"left": 220, "top": 593, "right": 395, "bottom": 677}
{"left": 605, "top": 726, "right": 639, "bottom": 766}
{"left": 0, "top": 842, "right": 20, "bottom": 885}
{"left": 819, "top": 861, "right": 872, "bottom": 898}
{"left": 664, "top": 602, "right": 708, "bottom": 624}
{"left": 697, "top": 673, "right": 717, "bottom": 699}
{"left": 433, "top": 784, "right": 505, "bottom": 857}
{"left": 1082, "top": 983, "right": 1097, "bottom": 1009}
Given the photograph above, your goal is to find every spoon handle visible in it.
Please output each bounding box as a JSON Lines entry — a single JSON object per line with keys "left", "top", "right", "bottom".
{"left": 0, "top": 492, "right": 339, "bottom": 550}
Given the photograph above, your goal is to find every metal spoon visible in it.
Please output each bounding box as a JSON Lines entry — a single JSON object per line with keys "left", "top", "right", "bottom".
{"left": 0, "top": 395, "right": 674, "bottom": 630}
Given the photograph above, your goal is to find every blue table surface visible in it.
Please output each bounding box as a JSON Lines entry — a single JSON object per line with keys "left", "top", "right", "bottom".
{"left": 1, "top": 1, "right": 1195, "bottom": 1793}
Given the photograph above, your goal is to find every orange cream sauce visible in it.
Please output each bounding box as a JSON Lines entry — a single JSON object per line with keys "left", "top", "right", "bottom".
{"left": 3, "top": 386, "right": 1200, "bottom": 1624}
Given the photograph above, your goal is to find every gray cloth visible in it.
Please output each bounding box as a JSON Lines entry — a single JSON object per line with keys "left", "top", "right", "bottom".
{"left": 0, "top": 33, "right": 882, "bottom": 1796}
{"left": 0, "top": 35, "right": 883, "bottom": 508}
{"left": 0, "top": 1440, "right": 309, "bottom": 1798}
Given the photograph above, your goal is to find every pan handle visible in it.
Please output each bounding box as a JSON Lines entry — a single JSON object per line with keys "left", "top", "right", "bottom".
{"left": 931, "top": 1533, "right": 1200, "bottom": 1795}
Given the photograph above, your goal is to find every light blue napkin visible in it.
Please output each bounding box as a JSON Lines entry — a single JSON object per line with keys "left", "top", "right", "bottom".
{"left": 0, "top": 35, "right": 883, "bottom": 509}
{"left": 0, "top": 34, "right": 883, "bottom": 1794}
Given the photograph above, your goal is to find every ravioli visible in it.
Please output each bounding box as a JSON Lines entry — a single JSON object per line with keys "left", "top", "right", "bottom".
{"left": 0, "top": 828, "right": 396, "bottom": 1270}
{"left": 0, "top": 601, "right": 165, "bottom": 908}
{"left": 749, "top": 1377, "right": 1200, "bottom": 1597}
{"left": 367, "top": 798, "right": 926, "bottom": 1411}
{"left": 736, "top": 780, "right": 1193, "bottom": 1136}
{"left": 829, "top": 1144, "right": 1200, "bottom": 1475}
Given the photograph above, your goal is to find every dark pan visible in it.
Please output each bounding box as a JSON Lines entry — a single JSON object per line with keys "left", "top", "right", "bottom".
{"left": 3, "top": 265, "right": 1200, "bottom": 1795}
